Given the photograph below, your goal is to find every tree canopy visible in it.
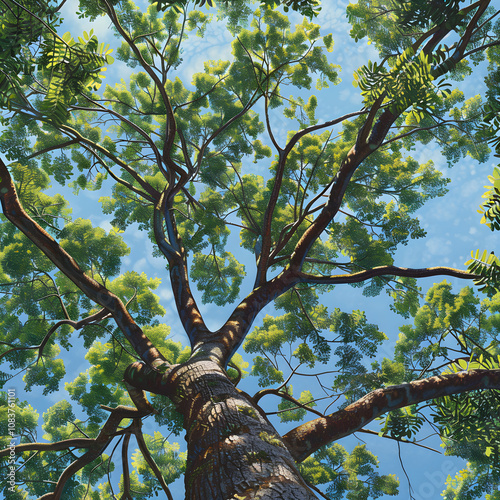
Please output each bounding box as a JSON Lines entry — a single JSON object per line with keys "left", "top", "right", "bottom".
{"left": 0, "top": 0, "right": 500, "bottom": 498}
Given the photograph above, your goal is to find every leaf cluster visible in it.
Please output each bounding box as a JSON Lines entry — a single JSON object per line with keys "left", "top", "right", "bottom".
{"left": 152, "top": 0, "right": 321, "bottom": 19}
{"left": 299, "top": 443, "right": 399, "bottom": 499}
{"left": 38, "top": 29, "right": 114, "bottom": 123}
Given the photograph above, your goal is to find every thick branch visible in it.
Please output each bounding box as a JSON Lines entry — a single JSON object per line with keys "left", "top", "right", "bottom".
{"left": 35, "top": 406, "right": 145, "bottom": 500}
{"left": 153, "top": 193, "right": 209, "bottom": 346}
{"left": 121, "top": 432, "right": 132, "bottom": 499}
{"left": 209, "top": 258, "right": 473, "bottom": 367}
{"left": 0, "top": 439, "right": 93, "bottom": 457}
{"left": 287, "top": 1, "right": 491, "bottom": 273}
{"left": 431, "top": 0, "right": 491, "bottom": 78}
{"left": 283, "top": 369, "right": 500, "bottom": 462}
{"left": 1, "top": 407, "right": 154, "bottom": 500}
{"left": 296, "top": 265, "right": 476, "bottom": 285}
{"left": 215, "top": 269, "right": 299, "bottom": 365}
{"left": 0, "top": 159, "right": 165, "bottom": 368}
{"left": 256, "top": 109, "right": 367, "bottom": 286}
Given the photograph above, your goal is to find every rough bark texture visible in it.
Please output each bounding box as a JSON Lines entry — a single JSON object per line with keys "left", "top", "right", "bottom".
{"left": 132, "top": 359, "right": 319, "bottom": 500}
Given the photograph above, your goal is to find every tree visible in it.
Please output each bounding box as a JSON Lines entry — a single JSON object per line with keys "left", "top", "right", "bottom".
{"left": 0, "top": 0, "right": 499, "bottom": 498}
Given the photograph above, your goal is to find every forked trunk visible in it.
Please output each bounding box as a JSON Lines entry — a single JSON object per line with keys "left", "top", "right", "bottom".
{"left": 168, "top": 359, "right": 318, "bottom": 500}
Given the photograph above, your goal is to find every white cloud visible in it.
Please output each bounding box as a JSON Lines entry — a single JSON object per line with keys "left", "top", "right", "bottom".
{"left": 426, "top": 236, "right": 452, "bottom": 257}
{"left": 99, "top": 219, "right": 113, "bottom": 232}
{"left": 340, "top": 87, "right": 362, "bottom": 106}
{"left": 60, "top": 4, "right": 114, "bottom": 41}
{"left": 133, "top": 257, "right": 147, "bottom": 273}
{"left": 158, "top": 287, "right": 173, "bottom": 301}
{"left": 177, "top": 20, "right": 234, "bottom": 84}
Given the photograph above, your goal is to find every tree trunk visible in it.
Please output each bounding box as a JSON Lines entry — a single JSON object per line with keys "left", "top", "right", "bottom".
{"left": 167, "top": 359, "right": 318, "bottom": 500}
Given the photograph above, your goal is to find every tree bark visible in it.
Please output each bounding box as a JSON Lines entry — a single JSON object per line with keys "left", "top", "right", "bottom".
{"left": 133, "top": 359, "right": 319, "bottom": 500}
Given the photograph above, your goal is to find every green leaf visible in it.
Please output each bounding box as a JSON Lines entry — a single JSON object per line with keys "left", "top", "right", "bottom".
{"left": 191, "top": 251, "right": 245, "bottom": 305}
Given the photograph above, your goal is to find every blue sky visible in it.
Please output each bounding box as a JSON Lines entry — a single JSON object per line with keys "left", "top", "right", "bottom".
{"left": 2, "top": 0, "right": 499, "bottom": 498}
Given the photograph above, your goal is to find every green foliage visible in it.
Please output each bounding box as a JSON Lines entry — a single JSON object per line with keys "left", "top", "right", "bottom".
{"left": 278, "top": 387, "right": 316, "bottom": 422}
{"left": 299, "top": 443, "right": 399, "bottom": 499}
{"left": 394, "top": 0, "right": 464, "bottom": 30}
{"left": 244, "top": 300, "right": 388, "bottom": 404}
{"left": 152, "top": 0, "right": 321, "bottom": 18}
{"left": 0, "top": 0, "right": 114, "bottom": 125}
{"left": 191, "top": 251, "right": 245, "bottom": 305}
{"left": 347, "top": 0, "right": 467, "bottom": 62}
{"left": 244, "top": 297, "right": 331, "bottom": 376}
{"left": 377, "top": 405, "right": 424, "bottom": 440}
{"left": 23, "top": 345, "right": 66, "bottom": 395}
{"left": 442, "top": 461, "right": 500, "bottom": 500}
{"left": 39, "top": 29, "right": 114, "bottom": 123}
{"left": 375, "top": 282, "right": 500, "bottom": 495}
{"left": 1, "top": 0, "right": 499, "bottom": 497}
{"left": 0, "top": 395, "right": 112, "bottom": 499}
{"left": 42, "top": 400, "right": 75, "bottom": 441}
{"left": 479, "top": 100, "right": 500, "bottom": 159}
{"left": 0, "top": 0, "right": 51, "bottom": 110}
{"left": 0, "top": 395, "right": 39, "bottom": 448}
{"left": 108, "top": 271, "right": 166, "bottom": 325}
{"left": 479, "top": 166, "right": 500, "bottom": 231}
{"left": 430, "top": 349, "right": 500, "bottom": 487}
{"left": 435, "top": 387, "right": 500, "bottom": 499}
{"left": 319, "top": 118, "right": 449, "bottom": 291}
{"left": 94, "top": 7, "right": 340, "bottom": 299}
{"left": 66, "top": 325, "right": 189, "bottom": 425}
{"left": 250, "top": 355, "right": 284, "bottom": 387}
{"left": 59, "top": 219, "right": 130, "bottom": 279}
{"left": 466, "top": 249, "right": 500, "bottom": 294}
{"left": 353, "top": 47, "right": 435, "bottom": 115}
{"left": 330, "top": 309, "right": 386, "bottom": 358}
{"left": 394, "top": 281, "right": 484, "bottom": 372}
{"left": 387, "top": 277, "right": 421, "bottom": 319}
{"left": 131, "top": 434, "right": 187, "bottom": 491}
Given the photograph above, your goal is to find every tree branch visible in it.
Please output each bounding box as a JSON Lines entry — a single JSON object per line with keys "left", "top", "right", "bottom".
{"left": 0, "top": 308, "right": 110, "bottom": 364}
{"left": 34, "top": 406, "right": 146, "bottom": 500}
{"left": 22, "top": 139, "right": 78, "bottom": 161}
{"left": 153, "top": 192, "right": 209, "bottom": 345}
{"left": 256, "top": 109, "right": 367, "bottom": 285}
{"left": 0, "top": 159, "right": 165, "bottom": 369}
{"left": 217, "top": 269, "right": 299, "bottom": 365}
{"left": 296, "top": 265, "right": 476, "bottom": 285}
{"left": 431, "top": 0, "right": 491, "bottom": 78}
{"left": 56, "top": 123, "right": 160, "bottom": 202}
{"left": 101, "top": 0, "right": 181, "bottom": 187}
{"left": 133, "top": 421, "right": 175, "bottom": 500}
{"left": 356, "top": 428, "right": 441, "bottom": 453}
{"left": 288, "top": 109, "right": 398, "bottom": 271}
{"left": 283, "top": 369, "right": 500, "bottom": 462}
{"left": 121, "top": 432, "right": 132, "bottom": 499}
{"left": 287, "top": 0, "right": 492, "bottom": 275}
{"left": 0, "top": 439, "right": 93, "bottom": 457}
{"left": 73, "top": 99, "right": 163, "bottom": 171}
{"left": 254, "top": 388, "right": 325, "bottom": 418}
